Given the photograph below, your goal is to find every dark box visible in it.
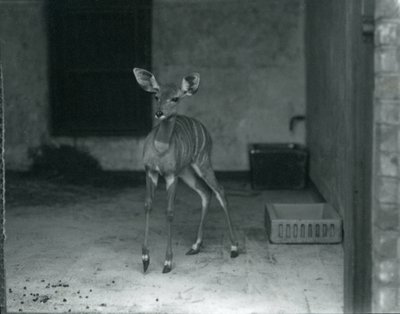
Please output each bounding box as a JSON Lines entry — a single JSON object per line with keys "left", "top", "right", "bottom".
{"left": 249, "top": 143, "right": 308, "bottom": 190}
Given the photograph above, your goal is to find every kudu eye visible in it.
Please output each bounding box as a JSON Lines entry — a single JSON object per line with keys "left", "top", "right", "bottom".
{"left": 154, "top": 95, "right": 159, "bottom": 101}
{"left": 171, "top": 97, "right": 179, "bottom": 103}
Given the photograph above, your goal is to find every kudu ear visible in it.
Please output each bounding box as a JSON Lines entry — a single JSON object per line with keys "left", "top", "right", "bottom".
{"left": 181, "top": 73, "right": 200, "bottom": 96}
{"left": 133, "top": 68, "right": 160, "bottom": 93}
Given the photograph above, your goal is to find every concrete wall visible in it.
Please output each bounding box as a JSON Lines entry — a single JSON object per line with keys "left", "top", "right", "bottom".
{"left": 305, "top": 0, "right": 351, "bottom": 218}
{"left": 372, "top": 1, "right": 400, "bottom": 312}
{"left": 0, "top": 0, "right": 49, "bottom": 170}
{"left": 0, "top": 0, "right": 305, "bottom": 171}
{"left": 152, "top": 0, "right": 305, "bottom": 170}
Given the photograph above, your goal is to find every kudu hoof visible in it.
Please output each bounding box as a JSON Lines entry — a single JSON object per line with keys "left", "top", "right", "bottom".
{"left": 230, "top": 250, "right": 239, "bottom": 258}
{"left": 162, "top": 264, "right": 172, "bottom": 274}
{"left": 186, "top": 248, "right": 200, "bottom": 255}
{"left": 230, "top": 244, "right": 239, "bottom": 258}
{"left": 186, "top": 242, "right": 202, "bottom": 255}
{"left": 143, "top": 258, "right": 150, "bottom": 273}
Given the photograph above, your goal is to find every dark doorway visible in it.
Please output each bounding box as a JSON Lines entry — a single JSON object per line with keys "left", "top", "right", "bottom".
{"left": 47, "top": 0, "right": 152, "bottom": 136}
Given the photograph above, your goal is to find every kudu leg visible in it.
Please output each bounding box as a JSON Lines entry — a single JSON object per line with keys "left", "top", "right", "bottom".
{"left": 163, "top": 175, "right": 178, "bottom": 273}
{"left": 192, "top": 163, "right": 239, "bottom": 258}
{"left": 142, "top": 169, "right": 158, "bottom": 273}
{"left": 179, "top": 167, "right": 212, "bottom": 255}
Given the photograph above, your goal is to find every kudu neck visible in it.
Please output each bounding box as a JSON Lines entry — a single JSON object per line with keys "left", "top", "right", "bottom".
{"left": 154, "top": 115, "right": 176, "bottom": 147}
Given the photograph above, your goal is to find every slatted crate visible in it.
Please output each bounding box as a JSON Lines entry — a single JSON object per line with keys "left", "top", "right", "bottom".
{"left": 265, "top": 203, "right": 342, "bottom": 244}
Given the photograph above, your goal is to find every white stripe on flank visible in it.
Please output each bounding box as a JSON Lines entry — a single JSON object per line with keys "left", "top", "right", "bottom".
{"left": 193, "top": 120, "right": 199, "bottom": 154}
{"left": 200, "top": 125, "right": 206, "bottom": 152}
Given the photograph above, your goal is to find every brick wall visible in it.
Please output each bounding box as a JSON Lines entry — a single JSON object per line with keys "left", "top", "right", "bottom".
{"left": 373, "top": 0, "right": 400, "bottom": 312}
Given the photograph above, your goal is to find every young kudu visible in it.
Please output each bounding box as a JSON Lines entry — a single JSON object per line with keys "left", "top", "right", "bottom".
{"left": 133, "top": 68, "right": 239, "bottom": 273}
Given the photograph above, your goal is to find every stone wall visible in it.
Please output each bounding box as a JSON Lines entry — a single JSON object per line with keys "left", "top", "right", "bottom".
{"left": 372, "top": 0, "right": 400, "bottom": 312}
{"left": 0, "top": 0, "right": 305, "bottom": 171}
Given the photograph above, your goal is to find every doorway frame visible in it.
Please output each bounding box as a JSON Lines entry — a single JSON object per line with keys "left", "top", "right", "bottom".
{"left": 343, "top": 0, "right": 374, "bottom": 313}
{"left": 305, "top": 0, "right": 375, "bottom": 313}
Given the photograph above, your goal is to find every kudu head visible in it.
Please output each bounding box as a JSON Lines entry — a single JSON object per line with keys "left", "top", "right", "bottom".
{"left": 133, "top": 68, "right": 200, "bottom": 120}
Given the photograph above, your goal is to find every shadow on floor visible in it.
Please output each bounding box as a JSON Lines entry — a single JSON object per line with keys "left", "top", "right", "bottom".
{"left": 6, "top": 171, "right": 145, "bottom": 207}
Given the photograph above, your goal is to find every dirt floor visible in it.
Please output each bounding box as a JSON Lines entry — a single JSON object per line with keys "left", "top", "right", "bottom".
{"left": 5, "top": 172, "right": 343, "bottom": 314}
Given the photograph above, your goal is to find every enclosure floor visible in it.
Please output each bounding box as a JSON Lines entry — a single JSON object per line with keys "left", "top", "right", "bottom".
{"left": 5, "top": 174, "right": 343, "bottom": 314}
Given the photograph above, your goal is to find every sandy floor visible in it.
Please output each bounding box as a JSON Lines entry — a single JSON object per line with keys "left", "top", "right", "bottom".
{"left": 5, "top": 173, "right": 343, "bottom": 313}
